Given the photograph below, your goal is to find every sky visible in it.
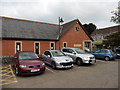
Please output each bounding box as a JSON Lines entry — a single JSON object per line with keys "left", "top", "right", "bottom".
{"left": 0, "top": 0, "right": 119, "bottom": 29}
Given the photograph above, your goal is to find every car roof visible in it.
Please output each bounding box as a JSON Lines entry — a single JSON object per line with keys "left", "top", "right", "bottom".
{"left": 96, "top": 49, "right": 112, "bottom": 51}
{"left": 62, "top": 48, "right": 80, "bottom": 49}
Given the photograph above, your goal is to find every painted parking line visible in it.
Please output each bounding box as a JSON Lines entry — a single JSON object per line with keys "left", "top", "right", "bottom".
{"left": 46, "top": 67, "right": 56, "bottom": 73}
{"left": 0, "top": 65, "right": 18, "bottom": 86}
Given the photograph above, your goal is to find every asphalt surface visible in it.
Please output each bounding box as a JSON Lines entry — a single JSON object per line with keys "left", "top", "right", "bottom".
{"left": 2, "top": 59, "right": 119, "bottom": 88}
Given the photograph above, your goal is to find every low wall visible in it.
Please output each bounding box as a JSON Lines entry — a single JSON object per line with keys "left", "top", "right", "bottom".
{"left": 1, "top": 56, "right": 14, "bottom": 65}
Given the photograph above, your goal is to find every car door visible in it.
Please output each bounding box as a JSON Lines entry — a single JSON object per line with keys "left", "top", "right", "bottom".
{"left": 62, "top": 49, "right": 76, "bottom": 61}
{"left": 94, "top": 50, "right": 101, "bottom": 59}
{"left": 43, "top": 51, "right": 52, "bottom": 65}
{"left": 98, "top": 50, "right": 105, "bottom": 59}
{"left": 100, "top": 50, "right": 109, "bottom": 59}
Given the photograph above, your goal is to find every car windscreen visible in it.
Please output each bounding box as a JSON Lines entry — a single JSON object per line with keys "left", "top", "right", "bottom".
{"left": 74, "top": 48, "right": 85, "bottom": 54}
{"left": 51, "top": 51, "right": 65, "bottom": 57}
{"left": 19, "top": 52, "right": 39, "bottom": 60}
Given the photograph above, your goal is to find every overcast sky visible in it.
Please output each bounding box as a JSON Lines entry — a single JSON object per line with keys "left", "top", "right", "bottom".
{"left": 0, "top": 0, "right": 119, "bottom": 29}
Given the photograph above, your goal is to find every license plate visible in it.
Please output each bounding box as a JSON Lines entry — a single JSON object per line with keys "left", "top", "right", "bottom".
{"left": 65, "top": 66, "right": 71, "bottom": 68}
{"left": 31, "top": 69, "right": 40, "bottom": 72}
{"left": 90, "top": 60, "right": 95, "bottom": 64}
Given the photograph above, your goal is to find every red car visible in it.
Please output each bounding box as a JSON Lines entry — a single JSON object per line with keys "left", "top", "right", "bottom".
{"left": 13, "top": 51, "right": 46, "bottom": 75}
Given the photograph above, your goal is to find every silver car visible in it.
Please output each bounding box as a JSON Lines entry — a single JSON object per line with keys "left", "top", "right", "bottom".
{"left": 62, "top": 48, "right": 96, "bottom": 66}
{"left": 40, "top": 50, "right": 74, "bottom": 69}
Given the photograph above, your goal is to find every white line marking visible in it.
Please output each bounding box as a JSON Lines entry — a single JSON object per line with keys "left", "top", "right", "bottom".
{"left": 46, "top": 67, "right": 55, "bottom": 73}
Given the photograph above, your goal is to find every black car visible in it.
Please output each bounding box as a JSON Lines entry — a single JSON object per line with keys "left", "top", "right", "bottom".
{"left": 115, "top": 48, "right": 120, "bottom": 59}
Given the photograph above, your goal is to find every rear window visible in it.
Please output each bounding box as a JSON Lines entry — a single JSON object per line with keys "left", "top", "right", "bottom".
{"left": 19, "top": 52, "right": 39, "bottom": 60}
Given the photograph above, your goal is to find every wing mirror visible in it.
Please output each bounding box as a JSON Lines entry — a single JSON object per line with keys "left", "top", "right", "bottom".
{"left": 72, "top": 52, "right": 76, "bottom": 54}
{"left": 48, "top": 55, "right": 51, "bottom": 58}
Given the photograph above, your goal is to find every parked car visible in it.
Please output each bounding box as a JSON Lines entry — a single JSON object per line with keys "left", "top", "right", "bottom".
{"left": 61, "top": 48, "right": 96, "bottom": 65}
{"left": 13, "top": 51, "right": 46, "bottom": 75}
{"left": 90, "top": 49, "right": 116, "bottom": 61}
{"left": 40, "top": 50, "right": 74, "bottom": 69}
{"left": 115, "top": 48, "right": 120, "bottom": 59}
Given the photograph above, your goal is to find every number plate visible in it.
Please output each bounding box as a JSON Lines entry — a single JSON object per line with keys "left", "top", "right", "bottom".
{"left": 31, "top": 69, "right": 40, "bottom": 72}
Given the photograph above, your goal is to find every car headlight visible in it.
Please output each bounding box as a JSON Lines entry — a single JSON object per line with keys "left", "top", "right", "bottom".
{"left": 19, "top": 65, "right": 27, "bottom": 68}
{"left": 84, "top": 57, "right": 89, "bottom": 60}
{"left": 42, "top": 63, "right": 45, "bottom": 66}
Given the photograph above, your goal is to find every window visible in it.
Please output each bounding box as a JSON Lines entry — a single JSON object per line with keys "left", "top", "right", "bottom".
{"left": 19, "top": 52, "right": 39, "bottom": 60}
{"left": 51, "top": 51, "right": 65, "bottom": 57}
{"left": 34, "top": 42, "right": 40, "bottom": 54}
{"left": 76, "top": 27, "right": 80, "bottom": 31}
{"left": 62, "top": 49, "right": 74, "bottom": 53}
{"left": 63, "top": 42, "right": 67, "bottom": 48}
{"left": 44, "top": 51, "right": 52, "bottom": 57}
{"left": 50, "top": 42, "right": 55, "bottom": 50}
{"left": 95, "top": 50, "right": 101, "bottom": 53}
{"left": 15, "top": 41, "right": 22, "bottom": 53}
{"left": 84, "top": 41, "right": 92, "bottom": 51}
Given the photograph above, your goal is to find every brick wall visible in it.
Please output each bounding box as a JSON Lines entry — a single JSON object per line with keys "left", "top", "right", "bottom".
{"left": 56, "top": 23, "right": 92, "bottom": 50}
{"left": 2, "top": 40, "right": 56, "bottom": 56}
{"left": 2, "top": 23, "right": 92, "bottom": 56}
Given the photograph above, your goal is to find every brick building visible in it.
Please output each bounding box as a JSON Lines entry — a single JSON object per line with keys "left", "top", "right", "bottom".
{"left": 1, "top": 16, "right": 93, "bottom": 56}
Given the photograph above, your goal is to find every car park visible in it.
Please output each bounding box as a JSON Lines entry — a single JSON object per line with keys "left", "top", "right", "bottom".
{"left": 90, "top": 49, "right": 116, "bottom": 61}
{"left": 61, "top": 48, "right": 96, "bottom": 65}
{"left": 40, "top": 50, "right": 74, "bottom": 69}
{"left": 13, "top": 51, "right": 46, "bottom": 75}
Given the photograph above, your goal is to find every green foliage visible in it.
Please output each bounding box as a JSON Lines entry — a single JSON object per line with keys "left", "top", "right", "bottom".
{"left": 83, "top": 23, "right": 97, "bottom": 35}
{"left": 111, "top": 2, "right": 120, "bottom": 24}
{"left": 103, "top": 31, "right": 120, "bottom": 46}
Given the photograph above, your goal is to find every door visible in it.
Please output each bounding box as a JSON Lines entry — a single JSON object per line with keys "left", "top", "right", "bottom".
{"left": 62, "top": 49, "right": 76, "bottom": 61}
{"left": 94, "top": 50, "right": 101, "bottom": 59}
{"left": 50, "top": 42, "right": 55, "bottom": 50}
{"left": 44, "top": 51, "right": 52, "bottom": 65}
{"left": 15, "top": 42, "right": 22, "bottom": 53}
{"left": 34, "top": 42, "right": 40, "bottom": 55}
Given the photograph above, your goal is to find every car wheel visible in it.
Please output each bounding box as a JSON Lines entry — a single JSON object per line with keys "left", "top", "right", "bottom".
{"left": 104, "top": 56, "right": 110, "bottom": 61}
{"left": 51, "top": 62, "right": 56, "bottom": 69}
{"left": 76, "top": 58, "right": 83, "bottom": 66}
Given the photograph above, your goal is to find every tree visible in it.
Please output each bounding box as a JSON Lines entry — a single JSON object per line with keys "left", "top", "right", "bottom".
{"left": 103, "top": 31, "right": 120, "bottom": 47}
{"left": 111, "top": 1, "right": 120, "bottom": 24}
{"left": 83, "top": 23, "right": 97, "bottom": 35}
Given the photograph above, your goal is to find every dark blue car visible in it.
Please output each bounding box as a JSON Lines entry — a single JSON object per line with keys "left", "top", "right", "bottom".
{"left": 115, "top": 48, "right": 120, "bottom": 59}
{"left": 90, "top": 49, "right": 116, "bottom": 61}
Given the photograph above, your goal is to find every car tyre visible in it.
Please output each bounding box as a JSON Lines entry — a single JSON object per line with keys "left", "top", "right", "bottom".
{"left": 51, "top": 62, "right": 56, "bottom": 69}
{"left": 104, "top": 56, "right": 110, "bottom": 61}
{"left": 76, "top": 58, "right": 83, "bottom": 66}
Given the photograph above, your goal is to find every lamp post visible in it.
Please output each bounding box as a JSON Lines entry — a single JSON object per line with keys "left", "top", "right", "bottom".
{"left": 58, "top": 17, "right": 64, "bottom": 50}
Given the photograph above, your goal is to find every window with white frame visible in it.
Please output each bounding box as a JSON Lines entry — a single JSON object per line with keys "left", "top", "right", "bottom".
{"left": 63, "top": 42, "right": 67, "bottom": 48}
{"left": 50, "top": 42, "right": 55, "bottom": 50}
{"left": 15, "top": 41, "right": 22, "bottom": 53}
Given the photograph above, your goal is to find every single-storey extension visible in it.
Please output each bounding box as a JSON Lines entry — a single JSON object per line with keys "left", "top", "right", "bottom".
{"left": 1, "top": 16, "right": 93, "bottom": 56}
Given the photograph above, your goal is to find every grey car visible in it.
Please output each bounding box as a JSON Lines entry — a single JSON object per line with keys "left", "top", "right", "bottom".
{"left": 40, "top": 50, "right": 74, "bottom": 69}
{"left": 62, "top": 48, "right": 96, "bottom": 65}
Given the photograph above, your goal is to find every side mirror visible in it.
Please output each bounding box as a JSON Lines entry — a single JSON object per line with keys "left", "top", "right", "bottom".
{"left": 72, "top": 52, "right": 76, "bottom": 54}
{"left": 48, "top": 55, "right": 51, "bottom": 58}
